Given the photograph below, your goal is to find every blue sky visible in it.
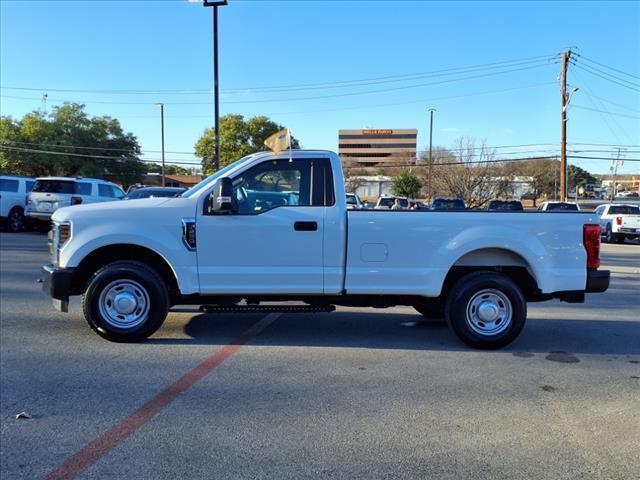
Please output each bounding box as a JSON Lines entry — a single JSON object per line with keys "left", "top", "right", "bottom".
{"left": 1, "top": 0, "right": 639, "bottom": 174}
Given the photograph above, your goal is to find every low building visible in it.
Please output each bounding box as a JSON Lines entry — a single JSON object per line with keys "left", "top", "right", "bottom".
{"left": 339, "top": 129, "right": 417, "bottom": 168}
{"left": 143, "top": 173, "right": 204, "bottom": 188}
{"left": 346, "top": 175, "right": 394, "bottom": 200}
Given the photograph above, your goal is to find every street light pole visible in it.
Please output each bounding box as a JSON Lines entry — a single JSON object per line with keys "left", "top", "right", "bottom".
{"left": 156, "top": 102, "right": 166, "bottom": 186}
{"left": 427, "top": 107, "right": 436, "bottom": 201}
{"left": 203, "top": 0, "right": 228, "bottom": 172}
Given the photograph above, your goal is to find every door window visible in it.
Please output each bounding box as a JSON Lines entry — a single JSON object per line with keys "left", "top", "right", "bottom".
{"left": 231, "top": 160, "right": 312, "bottom": 215}
{"left": 98, "top": 184, "right": 115, "bottom": 197}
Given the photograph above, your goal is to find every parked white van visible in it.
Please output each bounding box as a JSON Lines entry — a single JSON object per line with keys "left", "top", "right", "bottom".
{"left": 26, "top": 177, "right": 125, "bottom": 229}
{"left": 0, "top": 175, "right": 35, "bottom": 232}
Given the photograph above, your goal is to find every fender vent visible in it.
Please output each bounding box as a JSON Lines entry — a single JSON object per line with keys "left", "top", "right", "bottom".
{"left": 182, "top": 217, "right": 196, "bottom": 250}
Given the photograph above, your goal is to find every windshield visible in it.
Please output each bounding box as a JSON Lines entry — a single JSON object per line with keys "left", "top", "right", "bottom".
{"left": 126, "top": 188, "right": 184, "bottom": 199}
{"left": 181, "top": 155, "right": 253, "bottom": 198}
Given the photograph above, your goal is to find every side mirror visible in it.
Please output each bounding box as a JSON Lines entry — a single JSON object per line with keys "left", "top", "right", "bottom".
{"left": 205, "top": 177, "right": 234, "bottom": 215}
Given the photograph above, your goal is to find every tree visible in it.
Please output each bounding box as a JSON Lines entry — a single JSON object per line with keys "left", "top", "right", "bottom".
{"left": 0, "top": 104, "right": 146, "bottom": 186}
{"left": 392, "top": 171, "right": 422, "bottom": 198}
{"left": 568, "top": 164, "right": 597, "bottom": 190}
{"left": 194, "top": 114, "right": 300, "bottom": 174}
{"left": 431, "top": 137, "right": 511, "bottom": 209}
{"left": 519, "top": 158, "right": 560, "bottom": 206}
{"left": 145, "top": 163, "right": 192, "bottom": 175}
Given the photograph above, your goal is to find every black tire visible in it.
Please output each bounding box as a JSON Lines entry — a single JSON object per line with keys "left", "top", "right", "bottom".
{"left": 6, "top": 207, "right": 24, "bottom": 232}
{"left": 36, "top": 220, "right": 51, "bottom": 233}
{"left": 82, "top": 261, "right": 169, "bottom": 342}
{"left": 413, "top": 299, "right": 445, "bottom": 321}
{"left": 445, "top": 271, "right": 527, "bottom": 349}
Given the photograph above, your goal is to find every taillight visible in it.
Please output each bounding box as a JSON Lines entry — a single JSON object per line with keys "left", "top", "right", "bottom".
{"left": 616, "top": 216, "right": 622, "bottom": 225}
{"left": 583, "top": 224, "right": 601, "bottom": 270}
{"left": 70, "top": 196, "right": 83, "bottom": 205}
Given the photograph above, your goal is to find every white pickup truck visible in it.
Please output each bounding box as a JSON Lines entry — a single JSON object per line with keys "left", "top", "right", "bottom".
{"left": 42, "top": 150, "right": 609, "bottom": 349}
{"left": 594, "top": 203, "right": 640, "bottom": 243}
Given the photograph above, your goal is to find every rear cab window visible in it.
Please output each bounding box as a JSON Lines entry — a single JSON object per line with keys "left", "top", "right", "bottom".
{"left": 546, "top": 203, "right": 579, "bottom": 211}
{"left": 608, "top": 205, "right": 640, "bottom": 215}
{"left": 32, "top": 180, "right": 92, "bottom": 195}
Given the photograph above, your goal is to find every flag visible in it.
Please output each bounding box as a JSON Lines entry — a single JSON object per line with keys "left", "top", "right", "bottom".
{"left": 264, "top": 129, "right": 290, "bottom": 155}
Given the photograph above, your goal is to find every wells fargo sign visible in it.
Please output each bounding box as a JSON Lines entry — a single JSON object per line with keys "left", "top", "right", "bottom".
{"left": 362, "top": 129, "right": 393, "bottom": 135}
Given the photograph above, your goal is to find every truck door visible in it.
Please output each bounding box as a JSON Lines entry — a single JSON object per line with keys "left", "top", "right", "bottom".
{"left": 197, "top": 158, "right": 330, "bottom": 295}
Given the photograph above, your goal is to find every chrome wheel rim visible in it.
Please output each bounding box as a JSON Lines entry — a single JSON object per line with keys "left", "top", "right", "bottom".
{"left": 98, "top": 279, "right": 150, "bottom": 329}
{"left": 466, "top": 289, "right": 512, "bottom": 336}
{"left": 10, "top": 211, "right": 22, "bottom": 231}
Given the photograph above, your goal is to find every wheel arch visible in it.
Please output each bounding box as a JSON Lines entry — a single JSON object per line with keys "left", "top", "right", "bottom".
{"left": 71, "top": 244, "right": 180, "bottom": 302}
{"left": 442, "top": 248, "right": 542, "bottom": 302}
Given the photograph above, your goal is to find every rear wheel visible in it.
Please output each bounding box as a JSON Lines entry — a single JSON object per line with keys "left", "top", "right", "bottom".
{"left": 604, "top": 224, "right": 613, "bottom": 243}
{"left": 82, "top": 261, "right": 169, "bottom": 342}
{"left": 6, "top": 207, "right": 24, "bottom": 232}
{"left": 445, "top": 272, "right": 526, "bottom": 349}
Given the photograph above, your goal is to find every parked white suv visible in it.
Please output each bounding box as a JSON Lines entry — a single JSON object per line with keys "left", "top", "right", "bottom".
{"left": 0, "top": 175, "right": 35, "bottom": 232}
{"left": 26, "top": 177, "right": 125, "bottom": 229}
{"left": 594, "top": 203, "right": 640, "bottom": 243}
{"left": 346, "top": 192, "right": 363, "bottom": 210}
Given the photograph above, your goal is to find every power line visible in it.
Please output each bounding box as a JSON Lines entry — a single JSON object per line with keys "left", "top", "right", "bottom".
{"left": 0, "top": 63, "right": 556, "bottom": 106}
{"left": 3, "top": 82, "right": 556, "bottom": 117}
{"left": 1, "top": 140, "right": 195, "bottom": 155}
{"left": 568, "top": 155, "right": 640, "bottom": 162}
{"left": 572, "top": 68, "right": 634, "bottom": 145}
{"left": 0, "top": 145, "right": 201, "bottom": 166}
{"left": 574, "top": 54, "right": 640, "bottom": 80}
{"left": 579, "top": 91, "right": 640, "bottom": 114}
{"left": 572, "top": 104, "right": 640, "bottom": 120}
{"left": 0, "top": 53, "right": 561, "bottom": 95}
{"left": 573, "top": 59, "right": 640, "bottom": 87}
{"left": 572, "top": 62, "right": 640, "bottom": 92}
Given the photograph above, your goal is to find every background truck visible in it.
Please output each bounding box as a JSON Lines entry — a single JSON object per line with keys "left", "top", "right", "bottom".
{"left": 594, "top": 203, "right": 640, "bottom": 243}
{"left": 42, "top": 150, "right": 609, "bottom": 349}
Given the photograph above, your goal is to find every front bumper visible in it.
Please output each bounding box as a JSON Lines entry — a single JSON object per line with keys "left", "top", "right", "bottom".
{"left": 586, "top": 269, "right": 610, "bottom": 293}
{"left": 42, "top": 264, "right": 75, "bottom": 312}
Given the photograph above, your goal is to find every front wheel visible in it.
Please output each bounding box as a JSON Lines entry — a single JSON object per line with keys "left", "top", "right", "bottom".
{"left": 445, "top": 272, "right": 526, "bottom": 349}
{"left": 82, "top": 261, "right": 169, "bottom": 342}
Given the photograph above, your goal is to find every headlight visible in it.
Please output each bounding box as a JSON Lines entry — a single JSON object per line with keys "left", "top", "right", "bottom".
{"left": 51, "top": 221, "right": 71, "bottom": 266}
{"left": 59, "top": 223, "right": 71, "bottom": 244}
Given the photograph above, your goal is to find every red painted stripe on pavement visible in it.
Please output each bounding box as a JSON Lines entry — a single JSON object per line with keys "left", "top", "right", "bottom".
{"left": 43, "top": 313, "right": 279, "bottom": 480}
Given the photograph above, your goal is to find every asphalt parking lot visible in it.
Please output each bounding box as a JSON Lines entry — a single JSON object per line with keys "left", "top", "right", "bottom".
{"left": 1, "top": 232, "right": 638, "bottom": 480}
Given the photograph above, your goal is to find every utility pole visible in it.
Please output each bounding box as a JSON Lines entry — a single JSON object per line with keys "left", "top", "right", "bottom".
{"left": 560, "top": 49, "right": 573, "bottom": 202}
{"left": 156, "top": 103, "right": 166, "bottom": 186}
{"left": 610, "top": 147, "right": 625, "bottom": 201}
{"left": 427, "top": 107, "right": 436, "bottom": 201}
{"left": 203, "top": 0, "right": 228, "bottom": 172}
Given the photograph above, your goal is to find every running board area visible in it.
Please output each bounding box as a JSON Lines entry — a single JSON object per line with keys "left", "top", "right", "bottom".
{"left": 171, "top": 304, "right": 336, "bottom": 314}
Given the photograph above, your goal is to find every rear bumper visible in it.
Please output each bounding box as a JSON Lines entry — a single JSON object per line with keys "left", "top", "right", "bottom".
{"left": 27, "top": 211, "right": 53, "bottom": 221}
{"left": 586, "top": 269, "right": 610, "bottom": 293}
